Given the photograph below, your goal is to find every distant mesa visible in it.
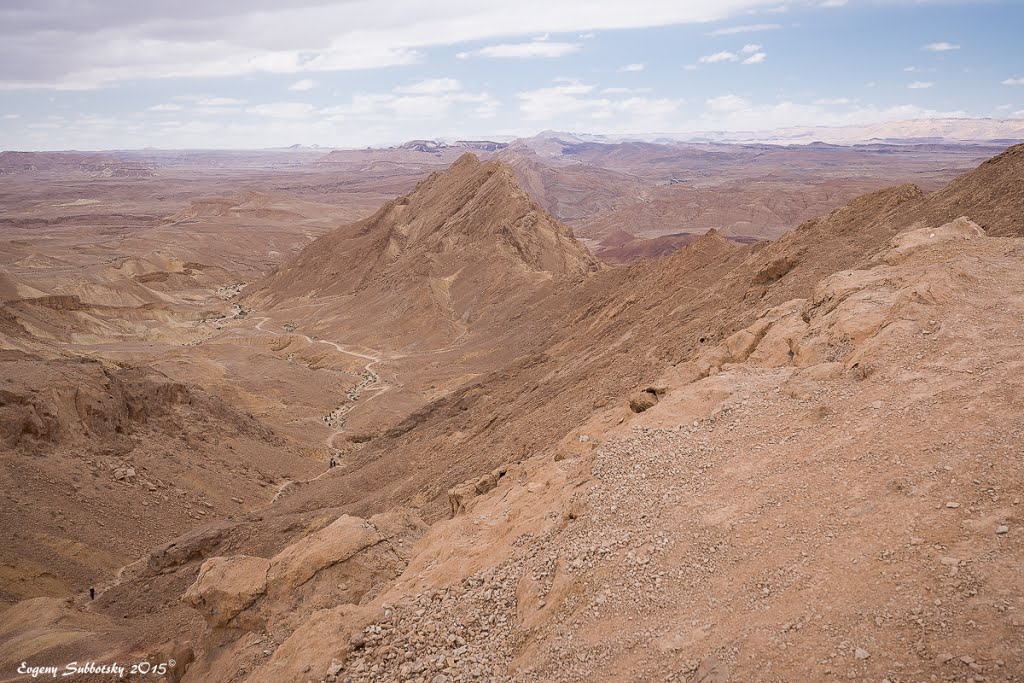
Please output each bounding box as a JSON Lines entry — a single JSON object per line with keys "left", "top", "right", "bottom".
{"left": 593, "top": 231, "right": 703, "bottom": 265}
{"left": 0, "top": 151, "right": 154, "bottom": 177}
{"left": 315, "top": 139, "right": 509, "bottom": 166}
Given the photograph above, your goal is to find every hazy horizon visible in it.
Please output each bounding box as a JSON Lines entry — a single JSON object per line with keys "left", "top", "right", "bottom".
{"left": 2, "top": 0, "right": 1024, "bottom": 150}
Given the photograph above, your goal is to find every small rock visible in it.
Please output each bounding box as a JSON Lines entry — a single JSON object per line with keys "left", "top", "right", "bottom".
{"left": 996, "top": 524, "right": 1009, "bottom": 534}
{"left": 945, "top": 502, "right": 961, "bottom": 509}
{"left": 854, "top": 647, "right": 870, "bottom": 660}
{"left": 628, "top": 390, "right": 659, "bottom": 413}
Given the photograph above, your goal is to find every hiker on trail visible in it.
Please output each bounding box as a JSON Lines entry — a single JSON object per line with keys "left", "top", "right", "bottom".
{"left": 329, "top": 458, "right": 336, "bottom": 469}
{"left": 89, "top": 587, "right": 95, "bottom": 600}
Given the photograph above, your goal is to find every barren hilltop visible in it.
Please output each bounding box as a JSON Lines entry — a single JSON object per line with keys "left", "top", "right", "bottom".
{"left": 1, "top": 141, "right": 1023, "bottom": 683}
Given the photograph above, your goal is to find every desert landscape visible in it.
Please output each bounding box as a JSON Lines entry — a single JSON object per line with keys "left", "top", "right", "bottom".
{"left": 3, "top": 133, "right": 1023, "bottom": 683}
{"left": 3, "top": 1, "right": 1024, "bottom": 682}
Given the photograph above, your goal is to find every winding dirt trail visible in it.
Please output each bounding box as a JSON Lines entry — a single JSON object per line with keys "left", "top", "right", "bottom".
{"left": 242, "top": 316, "right": 408, "bottom": 500}
{"left": 250, "top": 316, "right": 398, "bottom": 449}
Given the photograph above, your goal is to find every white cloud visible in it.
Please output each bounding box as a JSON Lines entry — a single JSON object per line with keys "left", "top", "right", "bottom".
{"left": 2, "top": 2, "right": 806, "bottom": 88}
{"left": 174, "top": 96, "right": 248, "bottom": 106}
{"left": 0, "top": 44, "right": 423, "bottom": 91}
{"left": 601, "top": 87, "right": 653, "bottom": 94}
{"left": 247, "top": 102, "right": 316, "bottom": 119}
{"left": 394, "top": 78, "right": 461, "bottom": 95}
{"left": 707, "top": 94, "right": 751, "bottom": 112}
{"left": 814, "top": 97, "right": 856, "bottom": 105}
{"left": 820, "top": 0, "right": 847, "bottom": 6}
{"left": 904, "top": 66, "right": 920, "bottom": 72}
{"left": 741, "top": 44, "right": 762, "bottom": 54}
{"left": 147, "top": 103, "right": 182, "bottom": 111}
{"left": 618, "top": 63, "right": 645, "bottom": 72}
{"left": 288, "top": 78, "right": 317, "bottom": 91}
{"left": 908, "top": 81, "right": 934, "bottom": 89}
{"left": 322, "top": 81, "right": 499, "bottom": 124}
{"left": 922, "top": 42, "right": 960, "bottom": 52}
{"left": 457, "top": 41, "right": 581, "bottom": 59}
{"left": 517, "top": 80, "right": 682, "bottom": 130}
{"left": 742, "top": 52, "right": 766, "bottom": 64}
{"left": 1003, "top": 77, "right": 1024, "bottom": 86}
{"left": 167, "top": 96, "right": 248, "bottom": 115}
{"left": 699, "top": 51, "right": 739, "bottom": 64}
{"left": 2, "top": 113, "right": 20, "bottom": 119}
{"left": 692, "top": 98, "right": 968, "bottom": 133}
{"left": 708, "top": 23, "right": 783, "bottom": 36}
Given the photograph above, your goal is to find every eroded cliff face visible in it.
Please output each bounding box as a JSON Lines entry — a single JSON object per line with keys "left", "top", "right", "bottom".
{"left": 0, "top": 353, "right": 315, "bottom": 610}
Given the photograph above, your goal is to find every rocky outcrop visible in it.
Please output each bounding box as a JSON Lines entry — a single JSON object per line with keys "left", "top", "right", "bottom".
{"left": 0, "top": 356, "right": 278, "bottom": 452}
{"left": 448, "top": 465, "right": 509, "bottom": 516}
{"left": 183, "top": 510, "right": 428, "bottom": 647}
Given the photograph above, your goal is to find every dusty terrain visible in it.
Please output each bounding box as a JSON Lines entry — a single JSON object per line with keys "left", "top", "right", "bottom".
{"left": 1, "top": 139, "right": 1022, "bottom": 683}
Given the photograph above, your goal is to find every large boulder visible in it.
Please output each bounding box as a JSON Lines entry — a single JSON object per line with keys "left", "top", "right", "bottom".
{"left": 182, "top": 555, "right": 270, "bottom": 629}
{"left": 148, "top": 524, "right": 227, "bottom": 573}
{"left": 628, "top": 389, "right": 660, "bottom": 413}
{"left": 883, "top": 216, "right": 984, "bottom": 264}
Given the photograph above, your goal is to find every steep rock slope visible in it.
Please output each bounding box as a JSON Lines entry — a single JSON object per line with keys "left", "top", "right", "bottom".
{"left": 173, "top": 145, "right": 1024, "bottom": 540}
{"left": 247, "top": 153, "right": 598, "bottom": 350}
{"left": 902, "top": 142, "right": 1024, "bottom": 236}
{"left": 265, "top": 181, "right": 932, "bottom": 526}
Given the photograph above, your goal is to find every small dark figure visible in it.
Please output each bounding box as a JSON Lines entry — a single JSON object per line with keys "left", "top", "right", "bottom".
{"left": 329, "top": 458, "right": 336, "bottom": 469}
{"left": 89, "top": 587, "right": 95, "bottom": 600}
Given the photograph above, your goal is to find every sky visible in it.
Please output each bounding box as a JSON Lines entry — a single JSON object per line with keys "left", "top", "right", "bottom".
{"left": 1, "top": 0, "right": 1022, "bottom": 150}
